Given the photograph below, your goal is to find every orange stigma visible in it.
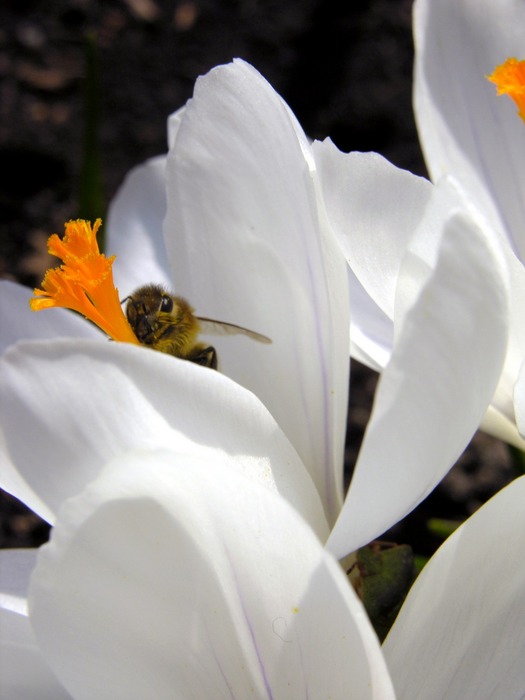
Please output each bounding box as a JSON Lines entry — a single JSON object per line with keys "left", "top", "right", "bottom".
{"left": 487, "top": 57, "right": 525, "bottom": 123}
{"left": 30, "top": 219, "right": 140, "bottom": 345}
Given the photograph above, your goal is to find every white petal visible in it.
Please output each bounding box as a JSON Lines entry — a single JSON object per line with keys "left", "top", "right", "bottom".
{"left": 514, "top": 359, "right": 525, "bottom": 439}
{"left": 406, "top": 176, "right": 525, "bottom": 444}
{"left": 165, "top": 59, "right": 349, "bottom": 523}
{"left": 0, "top": 548, "right": 35, "bottom": 615}
{"left": 494, "top": 246, "right": 525, "bottom": 433}
{"left": 106, "top": 155, "right": 173, "bottom": 295}
{"left": 0, "top": 280, "right": 101, "bottom": 355}
{"left": 313, "top": 143, "right": 436, "bottom": 373}
{"left": 413, "top": 0, "right": 525, "bottom": 262}
{"left": 30, "top": 451, "right": 394, "bottom": 700}
{"left": 0, "top": 424, "right": 56, "bottom": 524}
{"left": 0, "top": 339, "right": 327, "bottom": 537}
{"left": 327, "top": 209, "right": 508, "bottom": 557}
{"left": 384, "top": 475, "right": 525, "bottom": 698}
{"left": 481, "top": 404, "right": 525, "bottom": 451}
{"left": 166, "top": 105, "right": 185, "bottom": 149}
{"left": 0, "top": 550, "right": 69, "bottom": 699}
{"left": 347, "top": 267, "right": 393, "bottom": 373}
{"left": 313, "top": 142, "right": 433, "bottom": 322}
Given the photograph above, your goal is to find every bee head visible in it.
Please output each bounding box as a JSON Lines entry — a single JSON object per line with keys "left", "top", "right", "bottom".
{"left": 122, "top": 285, "right": 166, "bottom": 344}
{"left": 121, "top": 284, "right": 199, "bottom": 352}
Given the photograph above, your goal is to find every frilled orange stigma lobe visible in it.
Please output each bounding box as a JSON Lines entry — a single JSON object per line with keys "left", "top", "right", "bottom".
{"left": 487, "top": 58, "right": 525, "bottom": 123}
{"left": 30, "top": 219, "right": 140, "bottom": 344}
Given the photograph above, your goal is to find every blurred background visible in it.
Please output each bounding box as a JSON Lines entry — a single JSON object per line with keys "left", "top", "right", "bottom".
{"left": 0, "top": 0, "right": 515, "bottom": 557}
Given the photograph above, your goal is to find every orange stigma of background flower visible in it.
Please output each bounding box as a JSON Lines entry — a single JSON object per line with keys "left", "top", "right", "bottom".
{"left": 487, "top": 57, "right": 525, "bottom": 123}
{"left": 30, "top": 219, "right": 140, "bottom": 345}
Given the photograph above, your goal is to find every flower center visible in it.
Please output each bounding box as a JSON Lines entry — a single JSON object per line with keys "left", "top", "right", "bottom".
{"left": 30, "top": 219, "right": 140, "bottom": 345}
{"left": 487, "top": 57, "right": 525, "bottom": 123}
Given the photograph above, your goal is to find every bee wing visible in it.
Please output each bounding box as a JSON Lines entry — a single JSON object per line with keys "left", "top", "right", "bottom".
{"left": 197, "top": 317, "right": 272, "bottom": 344}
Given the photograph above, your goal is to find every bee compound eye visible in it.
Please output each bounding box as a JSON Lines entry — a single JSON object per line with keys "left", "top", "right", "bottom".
{"left": 124, "top": 299, "right": 135, "bottom": 320}
{"left": 160, "top": 295, "right": 173, "bottom": 313}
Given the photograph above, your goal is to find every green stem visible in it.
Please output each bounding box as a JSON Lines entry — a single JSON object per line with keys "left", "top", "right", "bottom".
{"left": 78, "top": 32, "right": 105, "bottom": 249}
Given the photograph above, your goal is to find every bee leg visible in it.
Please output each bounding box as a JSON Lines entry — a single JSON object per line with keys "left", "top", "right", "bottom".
{"left": 188, "top": 345, "right": 218, "bottom": 370}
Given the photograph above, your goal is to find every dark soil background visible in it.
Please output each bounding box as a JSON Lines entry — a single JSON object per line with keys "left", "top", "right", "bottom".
{"left": 0, "top": 0, "right": 517, "bottom": 556}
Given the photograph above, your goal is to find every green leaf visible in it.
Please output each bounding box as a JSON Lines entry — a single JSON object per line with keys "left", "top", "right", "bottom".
{"left": 426, "top": 517, "right": 462, "bottom": 539}
{"left": 352, "top": 542, "right": 416, "bottom": 642}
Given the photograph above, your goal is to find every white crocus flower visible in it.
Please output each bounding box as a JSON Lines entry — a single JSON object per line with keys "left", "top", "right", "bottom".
{"left": 108, "top": 59, "right": 509, "bottom": 553}
{"left": 332, "top": 0, "right": 525, "bottom": 451}
{"left": 410, "top": 0, "right": 525, "bottom": 448}
{"left": 0, "top": 344, "right": 394, "bottom": 698}
{"left": 0, "top": 59, "right": 511, "bottom": 695}
{"left": 1, "top": 60, "right": 508, "bottom": 553}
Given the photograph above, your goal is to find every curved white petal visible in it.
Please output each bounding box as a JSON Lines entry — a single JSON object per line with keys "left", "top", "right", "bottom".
{"left": 481, "top": 404, "right": 525, "bottom": 451}
{"left": 166, "top": 105, "right": 185, "bottom": 149}
{"left": 0, "top": 549, "right": 69, "bottom": 699}
{"left": 327, "top": 209, "right": 508, "bottom": 558}
{"left": 384, "top": 475, "right": 525, "bottom": 698}
{"left": 106, "top": 155, "right": 172, "bottom": 296}
{"left": 0, "top": 339, "right": 327, "bottom": 537}
{"left": 413, "top": 0, "right": 525, "bottom": 262}
{"left": 0, "top": 280, "right": 101, "bottom": 355}
{"left": 415, "top": 176, "right": 525, "bottom": 446}
{"left": 0, "top": 548, "right": 35, "bottom": 616}
{"left": 30, "top": 451, "right": 394, "bottom": 700}
{"left": 313, "top": 142, "right": 433, "bottom": 322}
{"left": 347, "top": 270, "right": 392, "bottom": 373}
{"left": 164, "top": 59, "right": 349, "bottom": 523}
{"left": 514, "top": 358, "right": 525, "bottom": 439}
{"left": 494, "top": 245, "right": 525, "bottom": 433}
{"left": 0, "top": 427, "right": 56, "bottom": 525}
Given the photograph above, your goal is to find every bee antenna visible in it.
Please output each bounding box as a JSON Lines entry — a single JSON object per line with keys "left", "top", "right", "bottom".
{"left": 120, "top": 296, "right": 130, "bottom": 306}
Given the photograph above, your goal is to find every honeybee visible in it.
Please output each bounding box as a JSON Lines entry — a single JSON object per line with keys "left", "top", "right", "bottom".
{"left": 122, "top": 284, "right": 271, "bottom": 369}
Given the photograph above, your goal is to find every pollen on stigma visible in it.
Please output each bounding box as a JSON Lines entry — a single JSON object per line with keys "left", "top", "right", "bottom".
{"left": 487, "top": 57, "right": 525, "bottom": 123}
{"left": 30, "top": 218, "right": 140, "bottom": 345}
